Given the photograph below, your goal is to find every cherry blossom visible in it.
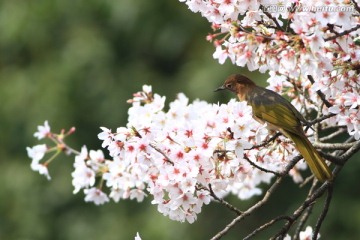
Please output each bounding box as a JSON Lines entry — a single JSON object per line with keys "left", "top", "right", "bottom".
{"left": 34, "top": 120, "right": 51, "bottom": 140}
{"left": 71, "top": 146, "right": 96, "bottom": 194}
{"left": 299, "top": 226, "right": 321, "bottom": 240}
{"left": 26, "top": 144, "right": 51, "bottom": 180}
{"left": 134, "top": 232, "right": 142, "bottom": 240}
{"left": 27, "top": 144, "right": 47, "bottom": 162}
{"left": 84, "top": 187, "right": 109, "bottom": 205}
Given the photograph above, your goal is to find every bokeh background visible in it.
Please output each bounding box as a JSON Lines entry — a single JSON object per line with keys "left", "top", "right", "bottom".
{"left": 1, "top": 1, "right": 360, "bottom": 239}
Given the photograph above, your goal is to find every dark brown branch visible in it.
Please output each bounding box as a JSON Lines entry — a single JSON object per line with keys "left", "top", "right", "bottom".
{"left": 243, "top": 215, "right": 292, "bottom": 240}
{"left": 318, "top": 152, "right": 345, "bottom": 165}
{"left": 324, "top": 24, "right": 360, "bottom": 41}
{"left": 293, "top": 205, "right": 313, "bottom": 240}
{"left": 337, "top": 139, "right": 360, "bottom": 163}
{"left": 307, "top": 75, "right": 333, "bottom": 108}
{"left": 281, "top": 155, "right": 303, "bottom": 176}
{"left": 313, "top": 183, "right": 333, "bottom": 240}
{"left": 210, "top": 176, "right": 285, "bottom": 240}
{"left": 299, "top": 175, "right": 315, "bottom": 188}
{"left": 352, "top": 0, "right": 360, "bottom": 13}
{"left": 243, "top": 154, "right": 281, "bottom": 176}
{"left": 261, "top": 6, "right": 284, "bottom": 31}
{"left": 249, "top": 132, "right": 281, "bottom": 149}
{"left": 294, "top": 181, "right": 319, "bottom": 240}
{"left": 308, "top": 113, "right": 336, "bottom": 126}
{"left": 208, "top": 184, "right": 243, "bottom": 216}
{"left": 214, "top": 149, "right": 281, "bottom": 176}
{"left": 272, "top": 181, "right": 331, "bottom": 239}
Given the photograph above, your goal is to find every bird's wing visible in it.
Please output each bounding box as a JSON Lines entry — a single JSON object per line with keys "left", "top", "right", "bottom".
{"left": 249, "top": 88, "right": 302, "bottom": 135}
{"left": 256, "top": 104, "right": 300, "bottom": 134}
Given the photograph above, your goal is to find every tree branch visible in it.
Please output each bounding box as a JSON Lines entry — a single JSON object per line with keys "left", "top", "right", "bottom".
{"left": 149, "top": 142, "right": 174, "bottom": 165}
{"left": 319, "top": 128, "right": 347, "bottom": 142}
{"left": 318, "top": 152, "right": 345, "bottom": 165}
{"left": 272, "top": 181, "right": 331, "bottom": 239}
{"left": 243, "top": 154, "right": 281, "bottom": 176}
{"left": 261, "top": 6, "right": 285, "bottom": 31}
{"left": 249, "top": 132, "right": 281, "bottom": 149}
{"left": 308, "top": 113, "right": 336, "bottom": 126}
{"left": 208, "top": 184, "right": 243, "bottom": 216}
{"left": 307, "top": 75, "right": 333, "bottom": 108}
{"left": 243, "top": 215, "right": 292, "bottom": 240}
{"left": 210, "top": 176, "right": 285, "bottom": 240}
{"left": 313, "top": 183, "right": 333, "bottom": 240}
{"left": 337, "top": 139, "right": 360, "bottom": 163}
{"left": 313, "top": 142, "right": 356, "bottom": 150}
{"left": 324, "top": 24, "right": 360, "bottom": 41}
{"left": 351, "top": 0, "right": 360, "bottom": 13}
{"left": 294, "top": 180, "right": 319, "bottom": 240}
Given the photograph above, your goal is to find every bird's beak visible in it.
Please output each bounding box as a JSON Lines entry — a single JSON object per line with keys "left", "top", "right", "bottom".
{"left": 214, "top": 85, "right": 226, "bottom": 92}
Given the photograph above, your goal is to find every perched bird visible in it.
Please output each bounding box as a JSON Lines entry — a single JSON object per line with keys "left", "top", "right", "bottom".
{"left": 215, "top": 74, "right": 332, "bottom": 182}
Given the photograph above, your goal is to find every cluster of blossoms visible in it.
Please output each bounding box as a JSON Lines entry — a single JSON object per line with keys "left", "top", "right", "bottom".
{"left": 25, "top": 1, "right": 357, "bottom": 238}
{"left": 27, "top": 85, "right": 310, "bottom": 223}
{"left": 180, "top": 0, "right": 360, "bottom": 139}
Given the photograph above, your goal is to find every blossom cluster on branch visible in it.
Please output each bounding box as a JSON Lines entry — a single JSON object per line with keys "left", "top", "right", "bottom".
{"left": 27, "top": 85, "right": 311, "bottom": 223}
{"left": 181, "top": 0, "right": 360, "bottom": 139}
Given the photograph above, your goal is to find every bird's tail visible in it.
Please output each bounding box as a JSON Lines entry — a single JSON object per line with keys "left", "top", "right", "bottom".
{"left": 287, "top": 132, "right": 332, "bottom": 182}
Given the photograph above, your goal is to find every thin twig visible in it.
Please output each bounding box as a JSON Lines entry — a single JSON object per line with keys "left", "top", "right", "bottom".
{"left": 293, "top": 180, "right": 318, "bottom": 240}
{"left": 313, "top": 111, "right": 321, "bottom": 142}
{"left": 281, "top": 155, "right": 303, "bottom": 177}
{"left": 243, "top": 215, "right": 292, "bottom": 240}
{"left": 319, "top": 128, "right": 347, "bottom": 142}
{"left": 272, "top": 181, "right": 331, "bottom": 239}
{"left": 149, "top": 142, "right": 174, "bottom": 165}
{"left": 319, "top": 124, "right": 346, "bottom": 132}
{"left": 210, "top": 176, "right": 285, "bottom": 240}
{"left": 308, "top": 113, "right": 336, "bottom": 126}
{"left": 244, "top": 154, "right": 281, "bottom": 176}
{"left": 261, "top": 6, "right": 285, "bottom": 31}
{"left": 214, "top": 149, "right": 281, "bottom": 176}
{"left": 313, "top": 183, "right": 333, "bottom": 240}
{"left": 307, "top": 75, "right": 333, "bottom": 108}
{"left": 324, "top": 24, "right": 360, "bottom": 41}
{"left": 208, "top": 184, "right": 243, "bottom": 216}
{"left": 299, "top": 175, "right": 315, "bottom": 188}
{"left": 249, "top": 132, "right": 281, "bottom": 149}
{"left": 293, "top": 206, "right": 312, "bottom": 240}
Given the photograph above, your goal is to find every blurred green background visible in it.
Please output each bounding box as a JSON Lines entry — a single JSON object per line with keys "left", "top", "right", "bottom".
{"left": 1, "top": 0, "right": 360, "bottom": 239}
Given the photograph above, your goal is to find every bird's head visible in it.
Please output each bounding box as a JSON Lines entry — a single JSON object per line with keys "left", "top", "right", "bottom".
{"left": 215, "top": 74, "right": 256, "bottom": 94}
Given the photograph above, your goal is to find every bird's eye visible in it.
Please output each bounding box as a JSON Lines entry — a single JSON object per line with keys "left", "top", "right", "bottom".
{"left": 226, "top": 84, "right": 232, "bottom": 89}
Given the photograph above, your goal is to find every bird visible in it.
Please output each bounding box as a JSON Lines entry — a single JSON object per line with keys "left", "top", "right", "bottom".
{"left": 215, "top": 74, "right": 332, "bottom": 182}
